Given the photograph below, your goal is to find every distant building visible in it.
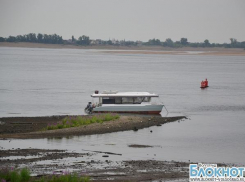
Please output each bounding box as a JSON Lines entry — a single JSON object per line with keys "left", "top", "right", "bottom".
{"left": 96, "top": 39, "right": 102, "bottom": 44}
{"left": 136, "top": 41, "right": 143, "bottom": 46}
{"left": 90, "top": 39, "right": 103, "bottom": 45}
{"left": 111, "top": 39, "right": 120, "bottom": 45}
{"left": 90, "top": 40, "right": 97, "bottom": 45}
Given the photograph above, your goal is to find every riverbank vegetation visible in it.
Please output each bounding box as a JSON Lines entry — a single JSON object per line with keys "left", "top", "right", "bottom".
{"left": 0, "top": 33, "right": 244, "bottom": 48}
{"left": 46, "top": 113, "right": 120, "bottom": 130}
{"left": 0, "top": 168, "right": 30, "bottom": 182}
{"left": 0, "top": 167, "right": 90, "bottom": 182}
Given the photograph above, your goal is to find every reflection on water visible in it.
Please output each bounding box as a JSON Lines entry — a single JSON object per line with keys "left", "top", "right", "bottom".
{"left": 0, "top": 47, "right": 245, "bottom": 164}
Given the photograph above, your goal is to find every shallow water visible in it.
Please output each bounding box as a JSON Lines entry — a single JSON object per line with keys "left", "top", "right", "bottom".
{"left": 0, "top": 47, "right": 245, "bottom": 164}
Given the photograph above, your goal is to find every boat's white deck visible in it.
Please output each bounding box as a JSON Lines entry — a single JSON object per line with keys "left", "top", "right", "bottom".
{"left": 91, "top": 92, "right": 159, "bottom": 97}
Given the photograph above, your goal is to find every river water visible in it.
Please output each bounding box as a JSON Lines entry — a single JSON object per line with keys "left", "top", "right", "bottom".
{"left": 0, "top": 47, "right": 245, "bottom": 165}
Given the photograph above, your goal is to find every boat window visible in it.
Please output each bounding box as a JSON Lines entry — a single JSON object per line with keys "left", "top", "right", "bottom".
{"left": 122, "top": 97, "right": 134, "bottom": 104}
{"left": 115, "top": 97, "right": 122, "bottom": 104}
{"left": 143, "top": 97, "right": 150, "bottom": 102}
{"left": 102, "top": 97, "right": 115, "bottom": 104}
{"left": 133, "top": 97, "right": 143, "bottom": 104}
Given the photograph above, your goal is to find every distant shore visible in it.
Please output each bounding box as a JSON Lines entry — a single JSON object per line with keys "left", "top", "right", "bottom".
{"left": 0, "top": 115, "right": 185, "bottom": 139}
{"left": 1, "top": 42, "right": 245, "bottom": 56}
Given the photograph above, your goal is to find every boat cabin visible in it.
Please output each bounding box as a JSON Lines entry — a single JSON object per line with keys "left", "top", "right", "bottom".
{"left": 91, "top": 91, "right": 159, "bottom": 105}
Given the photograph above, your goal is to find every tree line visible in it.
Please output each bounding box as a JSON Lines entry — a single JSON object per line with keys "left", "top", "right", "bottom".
{"left": 0, "top": 33, "right": 63, "bottom": 44}
{"left": 0, "top": 33, "right": 91, "bottom": 46}
{"left": 0, "top": 33, "right": 244, "bottom": 48}
{"left": 146, "top": 38, "right": 245, "bottom": 48}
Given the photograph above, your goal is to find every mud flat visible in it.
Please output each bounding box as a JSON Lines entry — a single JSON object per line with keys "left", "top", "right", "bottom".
{"left": 0, "top": 115, "right": 185, "bottom": 139}
{"left": 0, "top": 148, "right": 190, "bottom": 181}
{"left": 0, "top": 148, "right": 232, "bottom": 181}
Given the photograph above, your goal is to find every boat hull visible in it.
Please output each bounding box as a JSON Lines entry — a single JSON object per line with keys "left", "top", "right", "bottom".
{"left": 93, "top": 111, "right": 161, "bottom": 114}
{"left": 93, "top": 104, "right": 164, "bottom": 115}
{"left": 200, "top": 86, "right": 209, "bottom": 89}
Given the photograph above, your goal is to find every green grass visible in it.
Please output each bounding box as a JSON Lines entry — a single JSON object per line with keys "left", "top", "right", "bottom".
{"left": 0, "top": 168, "right": 30, "bottom": 182}
{"left": 20, "top": 168, "right": 30, "bottom": 182}
{"left": 47, "top": 173, "right": 90, "bottom": 182}
{"left": 46, "top": 113, "right": 120, "bottom": 130}
{"left": 0, "top": 168, "right": 90, "bottom": 182}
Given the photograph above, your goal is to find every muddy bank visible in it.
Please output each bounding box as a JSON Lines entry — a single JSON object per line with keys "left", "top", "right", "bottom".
{"left": 0, "top": 115, "right": 186, "bottom": 139}
{"left": 0, "top": 115, "right": 67, "bottom": 135}
{"left": 0, "top": 148, "right": 231, "bottom": 181}
{"left": 0, "top": 148, "right": 190, "bottom": 181}
{"left": 0, "top": 149, "right": 91, "bottom": 164}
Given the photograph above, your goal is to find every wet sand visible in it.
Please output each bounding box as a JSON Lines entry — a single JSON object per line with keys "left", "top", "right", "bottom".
{"left": 0, "top": 148, "right": 190, "bottom": 181}
{"left": 0, "top": 148, "right": 232, "bottom": 181}
{"left": 1, "top": 42, "right": 245, "bottom": 56}
{"left": 0, "top": 115, "right": 185, "bottom": 139}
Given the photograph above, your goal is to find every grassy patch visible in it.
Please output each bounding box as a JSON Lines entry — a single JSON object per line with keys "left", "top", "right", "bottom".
{"left": 46, "top": 173, "right": 89, "bottom": 182}
{"left": 0, "top": 168, "right": 90, "bottom": 182}
{"left": 0, "top": 168, "right": 30, "bottom": 182}
{"left": 46, "top": 113, "right": 120, "bottom": 130}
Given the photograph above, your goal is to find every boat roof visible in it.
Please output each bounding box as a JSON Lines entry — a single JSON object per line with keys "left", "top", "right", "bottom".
{"left": 91, "top": 92, "right": 159, "bottom": 98}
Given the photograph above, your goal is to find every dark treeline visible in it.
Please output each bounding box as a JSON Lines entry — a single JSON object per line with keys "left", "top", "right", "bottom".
{"left": 0, "top": 33, "right": 90, "bottom": 45}
{"left": 146, "top": 38, "right": 245, "bottom": 48}
{"left": 0, "top": 33, "right": 63, "bottom": 44}
{"left": 0, "top": 33, "right": 244, "bottom": 48}
{"left": 76, "top": 35, "right": 90, "bottom": 45}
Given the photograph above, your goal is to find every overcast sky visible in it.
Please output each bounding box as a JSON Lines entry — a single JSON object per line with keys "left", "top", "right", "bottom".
{"left": 0, "top": 0, "right": 244, "bottom": 43}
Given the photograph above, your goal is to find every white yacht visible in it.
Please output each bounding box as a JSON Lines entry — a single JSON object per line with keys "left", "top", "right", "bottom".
{"left": 85, "top": 90, "right": 164, "bottom": 114}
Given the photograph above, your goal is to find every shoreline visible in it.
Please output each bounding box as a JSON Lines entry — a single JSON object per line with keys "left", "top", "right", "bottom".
{"left": 0, "top": 148, "right": 232, "bottom": 181}
{"left": 0, "top": 115, "right": 186, "bottom": 139}
{"left": 0, "top": 42, "right": 245, "bottom": 56}
{"left": 0, "top": 148, "right": 191, "bottom": 181}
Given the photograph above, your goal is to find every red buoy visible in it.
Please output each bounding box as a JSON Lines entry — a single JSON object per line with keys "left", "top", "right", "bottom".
{"left": 201, "top": 78, "right": 209, "bottom": 88}
{"left": 205, "top": 78, "right": 208, "bottom": 87}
